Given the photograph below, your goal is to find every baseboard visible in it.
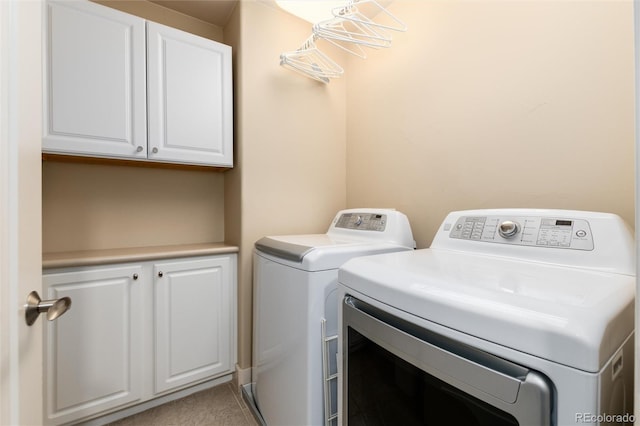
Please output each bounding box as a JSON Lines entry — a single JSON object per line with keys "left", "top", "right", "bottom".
{"left": 235, "top": 364, "right": 252, "bottom": 388}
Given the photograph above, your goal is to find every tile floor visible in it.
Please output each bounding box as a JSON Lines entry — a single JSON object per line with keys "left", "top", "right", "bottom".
{"left": 109, "top": 382, "right": 259, "bottom": 426}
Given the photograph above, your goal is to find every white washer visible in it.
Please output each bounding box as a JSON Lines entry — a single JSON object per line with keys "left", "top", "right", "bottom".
{"left": 250, "top": 209, "right": 414, "bottom": 426}
{"left": 338, "top": 209, "right": 635, "bottom": 426}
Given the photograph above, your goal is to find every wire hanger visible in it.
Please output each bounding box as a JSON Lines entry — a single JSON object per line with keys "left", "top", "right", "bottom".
{"left": 279, "top": 0, "right": 407, "bottom": 83}
{"left": 333, "top": 0, "right": 408, "bottom": 33}
{"left": 313, "top": 15, "right": 392, "bottom": 58}
{"left": 280, "top": 35, "right": 344, "bottom": 83}
{"left": 312, "top": 20, "right": 369, "bottom": 59}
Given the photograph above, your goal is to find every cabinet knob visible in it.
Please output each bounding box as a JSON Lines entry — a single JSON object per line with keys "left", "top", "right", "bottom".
{"left": 133, "top": 273, "right": 138, "bottom": 280}
{"left": 152, "top": 147, "right": 158, "bottom": 154}
{"left": 136, "top": 146, "right": 143, "bottom": 153}
{"left": 158, "top": 271, "right": 163, "bottom": 278}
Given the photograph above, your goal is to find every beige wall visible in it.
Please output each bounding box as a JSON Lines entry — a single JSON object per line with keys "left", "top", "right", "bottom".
{"left": 231, "top": 0, "right": 347, "bottom": 369}
{"left": 224, "top": 0, "right": 243, "bottom": 372}
{"left": 43, "top": 1, "right": 227, "bottom": 254}
{"left": 43, "top": 162, "right": 225, "bottom": 252}
{"left": 346, "top": 0, "right": 635, "bottom": 248}
{"left": 92, "top": 0, "right": 224, "bottom": 41}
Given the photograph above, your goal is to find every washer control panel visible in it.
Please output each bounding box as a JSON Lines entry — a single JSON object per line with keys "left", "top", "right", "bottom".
{"left": 448, "top": 215, "right": 594, "bottom": 250}
{"left": 335, "top": 212, "right": 387, "bottom": 232}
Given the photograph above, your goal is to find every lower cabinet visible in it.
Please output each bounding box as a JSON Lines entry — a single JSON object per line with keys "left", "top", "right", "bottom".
{"left": 43, "top": 254, "right": 237, "bottom": 425}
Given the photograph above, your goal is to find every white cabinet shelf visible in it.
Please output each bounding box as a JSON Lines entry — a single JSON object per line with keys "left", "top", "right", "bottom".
{"left": 43, "top": 253, "right": 237, "bottom": 425}
{"left": 43, "top": 0, "right": 233, "bottom": 168}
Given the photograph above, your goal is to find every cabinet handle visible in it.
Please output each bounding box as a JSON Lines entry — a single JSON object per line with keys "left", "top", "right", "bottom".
{"left": 158, "top": 271, "right": 163, "bottom": 278}
{"left": 152, "top": 147, "right": 158, "bottom": 154}
{"left": 136, "top": 146, "right": 143, "bottom": 153}
{"left": 133, "top": 273, "right": 139, "bottom": 280}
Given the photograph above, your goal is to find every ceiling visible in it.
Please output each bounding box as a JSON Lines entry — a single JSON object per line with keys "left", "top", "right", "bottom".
{"left": 148, "top": 1, "right": 239, "bottom": 27}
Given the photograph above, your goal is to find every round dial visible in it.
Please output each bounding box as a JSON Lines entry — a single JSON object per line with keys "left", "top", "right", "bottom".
{"left": 498, "top": 220, "right": 520, "bottom": 239}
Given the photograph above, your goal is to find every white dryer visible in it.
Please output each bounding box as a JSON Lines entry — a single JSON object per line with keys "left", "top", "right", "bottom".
{"left": 248, "top": 209, "right": 415, "bottom": 426}
{"left": 338, "top": 209, "right": 635, "bottom": 426}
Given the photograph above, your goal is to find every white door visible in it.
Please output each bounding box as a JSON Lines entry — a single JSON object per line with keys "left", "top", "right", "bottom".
{"left": 0, "top": 1, "right": 44, "bottom": 425}
{"left": 147, "top": 22, "right": 233, "bottom": 167}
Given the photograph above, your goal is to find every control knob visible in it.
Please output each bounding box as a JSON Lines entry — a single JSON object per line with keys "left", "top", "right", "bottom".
{"left": 498, "top": 220, "right": 520, "bottom": 239}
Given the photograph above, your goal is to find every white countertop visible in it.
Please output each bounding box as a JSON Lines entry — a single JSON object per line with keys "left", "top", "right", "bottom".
{"left": 43, "top": 243, "right": 239, "bottom": 269}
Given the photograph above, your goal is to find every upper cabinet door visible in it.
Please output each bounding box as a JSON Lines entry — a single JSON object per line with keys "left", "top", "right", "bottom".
{"left": 43, "top": 1, "right": 147, "bottom": 159}
{"left": 147, "top": 22, "right": 233, "bottom": 167}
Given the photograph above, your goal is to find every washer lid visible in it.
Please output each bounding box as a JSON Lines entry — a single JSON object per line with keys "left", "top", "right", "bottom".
{"left": 338, "top": 249, "right": 635, "bottom": 372}
{"left": 255, "top": 234, "right": 345, "bottom": 262}
{"left": 255, "top": 234, "right": 411, "bottom": 271}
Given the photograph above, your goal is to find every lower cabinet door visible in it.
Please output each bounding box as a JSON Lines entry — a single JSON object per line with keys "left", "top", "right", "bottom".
{"left": 44, "top": 264, "right": 143, "bottom": 425}
{"left": 153, "top": 256, "right": 232, "bottom": 393}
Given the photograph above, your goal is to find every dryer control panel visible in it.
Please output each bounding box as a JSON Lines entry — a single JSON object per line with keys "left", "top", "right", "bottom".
{"left": 448, "top": 215, "right": 594, "bottom": 250}
{"left": 335, "top": 212, "right": 387, "bottom": 231}
{"left": 434, "top": 209, "right": 634, "bottom": 274}
{"left": 327, "top": 209, "right": 415, "bottom": 249}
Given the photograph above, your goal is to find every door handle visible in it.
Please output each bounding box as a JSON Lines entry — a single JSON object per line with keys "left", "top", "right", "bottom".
{"left": 25, "top": 291, "right": 71, "bottom": 326}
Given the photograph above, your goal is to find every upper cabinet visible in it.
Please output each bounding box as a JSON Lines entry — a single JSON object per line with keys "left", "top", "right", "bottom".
{"left": 43, "top": 1, "right": 233, "bottom": 168}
